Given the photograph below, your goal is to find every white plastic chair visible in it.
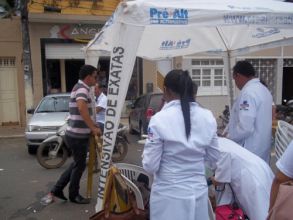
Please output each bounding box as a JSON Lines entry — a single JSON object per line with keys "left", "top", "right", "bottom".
{"left": 275, "top": 120, "right": 293, "bottom": 160}
{"left": 120, "top": 174, "right": 145, "bottom": 210}
{"left": 114, "top": 163, "right": 153, "bottom": 189}
{"left": 114, "top": 163, "right": 153, "bottom": 211}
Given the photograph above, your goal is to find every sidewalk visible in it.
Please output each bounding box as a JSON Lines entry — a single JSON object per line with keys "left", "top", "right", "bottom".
{"left": 0, "top": 118, "right": 128, "bottom": 139}
{"left": 0, "top": 126, "right": 25, "bottom": 139}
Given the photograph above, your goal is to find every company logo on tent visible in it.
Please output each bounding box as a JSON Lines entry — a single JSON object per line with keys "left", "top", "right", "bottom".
{"left": 252, "top": 27, "right": 280, "bottom": 38}
{"left": 160, "top": 39, "right": 191, "bottom": 50}
{"left": 150, "top": 8, "right": 188, "bottom": 25}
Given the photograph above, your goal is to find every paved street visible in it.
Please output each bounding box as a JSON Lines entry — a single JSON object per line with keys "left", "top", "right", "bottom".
{"left": 0, "top": 133, "right": 143, "bottom": 220}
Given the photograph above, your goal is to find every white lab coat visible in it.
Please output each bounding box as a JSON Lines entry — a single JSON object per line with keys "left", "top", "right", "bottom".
{"left": 142, "top": 100, "right": 220, "bottom": 220}
{"left": 227, "top": 78, "right": 272, "bottom": 163}
{"left": 207, "top": 138, "right": 274, "bottom": 220}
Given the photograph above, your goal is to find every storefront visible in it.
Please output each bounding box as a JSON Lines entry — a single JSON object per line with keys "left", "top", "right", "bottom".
{"left": 29, "top": 20, "right": 143, "bottom": 111}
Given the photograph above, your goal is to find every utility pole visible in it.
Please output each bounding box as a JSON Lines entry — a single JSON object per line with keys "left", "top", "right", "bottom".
{"left": 20, "top": 0, "right": 34, "bottom": 110}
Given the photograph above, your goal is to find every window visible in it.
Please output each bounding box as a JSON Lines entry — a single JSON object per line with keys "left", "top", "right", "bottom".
{"left": 184, "top": 58, "right": 227, "bottom": 96}
{"left": 244, "top": 59, "right": 277, "bottom": 98}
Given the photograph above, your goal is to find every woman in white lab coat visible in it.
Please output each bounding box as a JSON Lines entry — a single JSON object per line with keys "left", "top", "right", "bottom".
{"left": 142, "top": 69, "right": 220, "bottom": 220}
{"left": 206, "top": 137, "right": 274, "bottom": 220}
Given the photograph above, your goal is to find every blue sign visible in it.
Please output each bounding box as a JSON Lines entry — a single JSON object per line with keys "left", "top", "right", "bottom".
{"left": 150, "top": 8, "right": 188, "bottom": 25}
{"left": 160, "top": 38, "right": 191, "bottom": 50}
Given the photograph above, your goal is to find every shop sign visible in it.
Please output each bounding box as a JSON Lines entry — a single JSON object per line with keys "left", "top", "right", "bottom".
{"left": 49, "top": 24, "right": 103, "bottom": 42}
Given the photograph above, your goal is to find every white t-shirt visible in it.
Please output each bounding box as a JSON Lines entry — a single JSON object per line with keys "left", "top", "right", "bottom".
{"left": 276, "top": 140, "right": 293, "bottom": 178}
{"left": 95, "top": 92, "right": 107, "bottom": 124}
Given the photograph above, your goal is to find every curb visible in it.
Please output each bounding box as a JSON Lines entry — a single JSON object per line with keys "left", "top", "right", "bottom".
{"left": 0, "top": 134, "right": 25, "bottom": 139}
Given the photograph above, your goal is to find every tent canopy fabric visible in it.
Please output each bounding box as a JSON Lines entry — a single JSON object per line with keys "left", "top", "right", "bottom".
{"left": 89, "top": 0, "right": 293, "bottom": 212}
{"left": 86, "top": 0, "right": 293, "bottom": 59}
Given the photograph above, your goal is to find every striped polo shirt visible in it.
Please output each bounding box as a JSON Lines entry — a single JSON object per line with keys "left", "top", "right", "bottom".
{"left": 66, "top": 80, "right": 93, "bottom": 138}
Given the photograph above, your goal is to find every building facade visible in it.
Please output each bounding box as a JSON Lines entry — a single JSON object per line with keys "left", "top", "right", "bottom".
{"left": 1, "top": 1, "right": 292, "bottom": 126}
{"left": 0, "top": 17, "right": 25, "bottom": 126}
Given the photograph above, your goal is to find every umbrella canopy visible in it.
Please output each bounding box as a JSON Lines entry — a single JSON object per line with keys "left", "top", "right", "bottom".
{"left": 92, "top": 0, "right": 293, "bottom": 212}
{"left": 86, "top": 0, "right": 293, "bottom": 58}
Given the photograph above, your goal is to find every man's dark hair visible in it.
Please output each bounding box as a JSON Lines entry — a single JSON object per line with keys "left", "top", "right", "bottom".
{"left": 79, "top": 65, "right": 97, "bottom": 80}
{"left": 233, "top": 60, "right": 255, "bottom": 77}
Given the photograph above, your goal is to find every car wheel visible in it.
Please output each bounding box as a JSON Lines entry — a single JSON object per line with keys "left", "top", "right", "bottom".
{"left": 27, "top": 145, "right": 37, "bottom": 155}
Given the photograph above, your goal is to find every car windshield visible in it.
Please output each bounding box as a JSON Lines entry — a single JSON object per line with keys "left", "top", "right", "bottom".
{"left": 36, "top": 96, "right": 69, "bottom": 113}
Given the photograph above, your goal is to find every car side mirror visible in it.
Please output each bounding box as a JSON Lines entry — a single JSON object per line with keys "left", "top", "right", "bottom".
{"left": 27, "top": 108, "right": 35, "bottom": 114}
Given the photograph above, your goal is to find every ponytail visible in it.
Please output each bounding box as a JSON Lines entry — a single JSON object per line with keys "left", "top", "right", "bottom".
{"left": 179, "top": 71, "right": 194, "bottom": 138}
{"left": 164, "top": 70, "right": 194, "bottom": 139}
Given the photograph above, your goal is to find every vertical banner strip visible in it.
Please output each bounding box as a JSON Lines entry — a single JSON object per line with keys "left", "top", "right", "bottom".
{"left": 95, "top": 22, "right": 144, "bottom": 212}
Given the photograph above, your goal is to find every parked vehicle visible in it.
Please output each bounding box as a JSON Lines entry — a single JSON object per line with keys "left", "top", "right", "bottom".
{"left": 128, "top": 93, "right": 163, "bottom": 135}
{"left": 37, "top": 123, "right": 129, "bottom": 169}
{"left": 25, "top": 93, "right": 70, "bottom": 154}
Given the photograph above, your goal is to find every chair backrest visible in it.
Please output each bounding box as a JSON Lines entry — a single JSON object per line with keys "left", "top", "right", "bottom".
{"left": 121, "top": 174, "right": 145, "bottom": 210}
{"left": 114, "top": 163, "right": 153, "bottom": 189}
{"left": 275, "top": 120, "right": 293, "bottom": 160}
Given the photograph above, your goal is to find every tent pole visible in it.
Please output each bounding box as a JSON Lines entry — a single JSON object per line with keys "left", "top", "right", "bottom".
{"left": 216, "top": 27, "right": 234, "bottom": 108}
{"left": 225, "top": 51, "right": 234, "bottom": 108}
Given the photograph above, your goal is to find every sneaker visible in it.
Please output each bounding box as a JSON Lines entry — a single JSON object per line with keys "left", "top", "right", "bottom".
{"left": 52, "top": 190, "right": 67, "bottom": 201}
{"left": 40, "top": 192, "right": 54, "bottom": 206}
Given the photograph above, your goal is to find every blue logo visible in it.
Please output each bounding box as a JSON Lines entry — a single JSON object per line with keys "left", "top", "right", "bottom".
{"left": 252, "top": 27, "right": 280, "bottom": 38}
{"left": 160, "top": 38, "right": 191, "bottom": 50}
{"left": 240, "top": 100, "right": 249, "bottom": 111}
{"left": 150, "top": 8, "right": 188, "bottom": 25}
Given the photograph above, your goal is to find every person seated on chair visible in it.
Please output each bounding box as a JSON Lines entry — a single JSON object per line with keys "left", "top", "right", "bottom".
{"left": 269, "top": 140, "right": 293, "bottom": 211}
{"left": 206, "top": 137, "right": 274, "bottom": 220}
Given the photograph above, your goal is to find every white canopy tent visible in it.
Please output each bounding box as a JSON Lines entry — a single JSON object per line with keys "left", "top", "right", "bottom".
{"left": 84, "top": 0, "right": 293, "bottom": 212}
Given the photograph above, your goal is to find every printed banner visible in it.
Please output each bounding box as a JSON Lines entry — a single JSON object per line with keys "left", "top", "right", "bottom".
{"left": 95, "top": 23, "right": 144, "bottom": 213}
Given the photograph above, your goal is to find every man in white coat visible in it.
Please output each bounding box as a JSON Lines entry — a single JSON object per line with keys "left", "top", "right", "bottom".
{"left": 227, "top": 60, "right": 273, "bottom": 163}
{"left": 206, "top": 137, "right": 274, "bottom": 220}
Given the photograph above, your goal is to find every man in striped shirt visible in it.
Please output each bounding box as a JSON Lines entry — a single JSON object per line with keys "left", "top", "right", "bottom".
{"left": 50, "top": 65, "right": 101, "bottom": 204}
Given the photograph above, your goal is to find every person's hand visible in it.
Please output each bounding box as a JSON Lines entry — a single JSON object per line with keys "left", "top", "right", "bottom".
{"left": 91, "top": 126, "right": 102, "bottom": 137}
{"left": 210, "top": 176, "right": 220, "bottom": 186}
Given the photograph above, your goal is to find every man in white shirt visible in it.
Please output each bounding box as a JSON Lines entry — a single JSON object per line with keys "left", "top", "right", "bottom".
{"left": 94, "top": 82, "right": 107, "bottom": 132}
{"left": 227, "top": 60, "right": 273, "bottom": 163}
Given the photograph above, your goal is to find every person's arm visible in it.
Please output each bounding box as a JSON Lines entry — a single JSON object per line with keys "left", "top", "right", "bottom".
{"left": 269, "top": 170, "right": 291, "bottom": 210}
{"left": 96, "top": 106, "right": 104, "bottom": 114}
{"left": 142, "top": 117, "right": 163, "bottom": 175}
{"left": 205, "top": 116, "right": 221, "bottom": 167}
{"left": 269, "top": 141, "right": 293, "bottom": 210}
{"left": 228, "top": 94, "right": 256, "bottom": 142}
{"left": 77, "top": 99, "right": 101, "bottom": 136}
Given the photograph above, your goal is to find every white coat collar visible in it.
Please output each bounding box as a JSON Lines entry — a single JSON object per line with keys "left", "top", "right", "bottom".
{"left": 162, "top": 100, "right": 197, "bottom": 110}
{"left": 242, "top": 78, "right": 259, "bottom": 91}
